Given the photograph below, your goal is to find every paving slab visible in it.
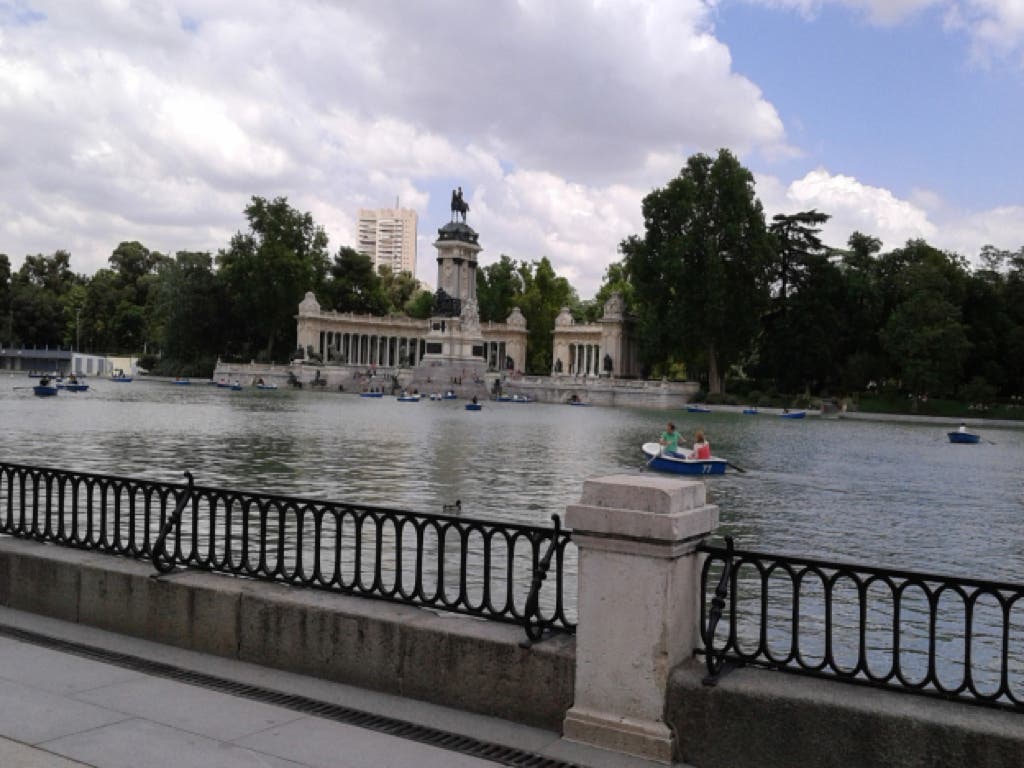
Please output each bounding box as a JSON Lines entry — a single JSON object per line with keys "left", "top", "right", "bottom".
{"left": 41, "top": 718, "right": 304, "bottom": 768}
{"left": 236, "top": 716, "right": 498, "bottom": 768}
{"left": 0, "top": 678, "right": 128, "bottom": 745}
{"left": 0, "top": 638, "right": 144, "bottom": 695}
{"left": 0, "top": 736, "right": 92, "bottom": 768}
{"left": 73, "top": 675, "right": 304, "bottom": 742}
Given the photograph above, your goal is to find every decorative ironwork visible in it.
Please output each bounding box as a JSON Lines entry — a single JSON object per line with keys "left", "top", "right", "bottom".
{"left": 152, "top": 470, "right": 193, "bottom": 574}
{"left": 698, "top": 539, "right": 1024, "bottom": 710}
{"left": 523, "top": 514, "right": 563, "bottom": 643}
{"left": 0, "top": 462, "right": 576, "bottom": 636}
{"left": 702, "top": 535, "right": 735, "bottom": 684}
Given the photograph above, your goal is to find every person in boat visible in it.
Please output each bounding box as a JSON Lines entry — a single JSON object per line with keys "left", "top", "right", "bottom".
{"left": 659, "top": 422, "right": 681, "bottom": 454}
{"left": 471, "top": 395, "right": 478, "bottom": 405}
{"left": 958, "top": 422, "right": 967, "bottom": 433}
{"left": 689, "top": 429, "right": 712, "bottom": 460}
{"left": 256, "top": 377, "right": 265, "bottom": 386}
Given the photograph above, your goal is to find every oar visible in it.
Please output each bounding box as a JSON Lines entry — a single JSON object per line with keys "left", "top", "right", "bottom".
{"left": 644, "top": 446, "right": 662, "bottom": 468}
{"left": 727, "top": 461, "right": 747, "bottom": 474}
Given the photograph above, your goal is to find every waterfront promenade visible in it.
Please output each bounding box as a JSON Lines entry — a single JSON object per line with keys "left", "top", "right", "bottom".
{"left": 0, "top": 606, "right": 671, "bottom": 768}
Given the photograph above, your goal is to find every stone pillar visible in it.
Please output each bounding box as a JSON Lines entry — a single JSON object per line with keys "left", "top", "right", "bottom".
{"left": 563, "top": 474, "right": 719, "bottom": 764}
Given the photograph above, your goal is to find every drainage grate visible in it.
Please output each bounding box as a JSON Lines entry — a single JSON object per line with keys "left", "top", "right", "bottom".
{"left": 0, "top": 623, "right": 579, "bottom": 768}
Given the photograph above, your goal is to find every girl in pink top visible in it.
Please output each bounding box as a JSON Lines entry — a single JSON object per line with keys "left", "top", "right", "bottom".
{"left": 690, "top": 429, "right": 711, "bottom": 460}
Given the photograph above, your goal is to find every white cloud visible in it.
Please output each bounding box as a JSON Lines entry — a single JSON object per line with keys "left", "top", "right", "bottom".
{"left": 0, "top": 0, "right": 790, "bottom": 294}
{"left": 744, "top": 0, "right": 1024, "bottom": 60}
{"left": 757, "top": 168, "right": 1024, "bottom": 264}
{"left": 739, "top": 0, "right": 943, "bottom": 24}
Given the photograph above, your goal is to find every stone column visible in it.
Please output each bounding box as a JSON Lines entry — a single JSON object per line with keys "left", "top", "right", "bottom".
{"left": 563, "top": 474, "right": 719, "bottom": 764}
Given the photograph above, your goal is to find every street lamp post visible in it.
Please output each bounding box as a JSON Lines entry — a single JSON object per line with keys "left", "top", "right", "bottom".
{"left": 76, "top": 308, "right": 81, "bottom": 352}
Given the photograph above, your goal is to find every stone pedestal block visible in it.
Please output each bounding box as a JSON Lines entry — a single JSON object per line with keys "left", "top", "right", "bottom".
{"left": 562, "top": 473, "right": 718, "bottom": 763}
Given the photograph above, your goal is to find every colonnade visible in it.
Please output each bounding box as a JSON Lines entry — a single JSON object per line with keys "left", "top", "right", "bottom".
{"left": 319, "top": 331, "right": 425, "bottom": 368}
{"left": 485, "top": 340, "right": 509, "bottom": 371}
{"left": 568, "top": 342, "right": 602, "bottom": 376}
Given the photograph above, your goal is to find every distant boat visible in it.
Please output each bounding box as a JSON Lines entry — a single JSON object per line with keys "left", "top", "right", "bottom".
{"left": 110, "top": 369, "right": 133, "bottom": 383}
{"left": 397, "top": 393, "right": 421, "bottom": 402}
{"left": 510, "top": 394, "right": 534, "bottom": 403}
{"left": 687, "top": 405, "right": 712, "bottom": 413}
{"left": 59, "top": 382, "right": 89, "bottom": 393}
{"left": 493, "top": 395, "right": 512, "bottom": 402}
{"left": 173, "top": 377, "right": 191, "bottom": 385}
{"left": 465, "top": 402, "right": 483, "bottom": 411}
{"left": 442, "top": 391, "right": 458, "bottom": 400}
{"left": 742, "top": 407, "right": 759, "bottom": 415}
{"left": 948, "top": 431, "right": 980, "bottom": 444}
{"left": 780, "top": 410, "right": 806, "bottom": 419}
{"left": 255, "top": 383, "right": 278, "bottom": 390}
{"left": 360, "top": 391, "right": 384, "bottom": 398}
{"left": 229, "top": 381, "right": 242, "bottom": 391}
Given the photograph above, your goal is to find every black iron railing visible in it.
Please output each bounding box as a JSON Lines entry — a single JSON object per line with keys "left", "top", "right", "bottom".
{"left": 698, "top": 537, "right": 1024, "bottom": 710}
{"left": 0, "top": 462, "right": 576, "bottom": 637}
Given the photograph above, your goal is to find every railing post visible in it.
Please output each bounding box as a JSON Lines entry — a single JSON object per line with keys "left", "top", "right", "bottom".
{"left": 562, "top": 473, "right": 718, "bottom": 764}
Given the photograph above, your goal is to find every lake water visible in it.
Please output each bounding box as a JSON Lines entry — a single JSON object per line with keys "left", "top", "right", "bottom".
{"left": 6, "top": 375, "right": 1024, "bottom": 693}
{"left": 4, "top": 376, "right": 1022, "bottom": 584}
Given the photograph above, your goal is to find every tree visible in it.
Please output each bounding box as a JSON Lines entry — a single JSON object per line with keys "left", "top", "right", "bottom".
{"left": 0, "top": 254, "right": 11, "bottom": 345}
{"left": 877, "top": 240, "right": 971, "bottom": 401}
{"left": 377, "top": 265, "right": 420, "bottom": 314}
{"left": 621, "top": 149, "right": 773, "bottom": 392}
{"left": 321, "top": 246, "right": 386, "bottom": 314}
{"left": 152, "top": 251, "right": 224, "bottom": 373}
{"left": 217, "top": 196, "right": 329, "bottom": 360}
{"left": 757, "top": 210, "right": 834, "bottom": 392}
{"left": 516, "top": 257, "right": 575, "bottom": 374}
{"left": 476, "top": 255, "right": 522, "bottom": 323}
{"left": 10, "top": 251, "right": 79, "bottom": 347}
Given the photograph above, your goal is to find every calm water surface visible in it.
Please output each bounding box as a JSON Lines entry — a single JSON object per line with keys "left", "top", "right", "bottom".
{"left": 3, "top": 376, "right": 1024, "bottom": 585}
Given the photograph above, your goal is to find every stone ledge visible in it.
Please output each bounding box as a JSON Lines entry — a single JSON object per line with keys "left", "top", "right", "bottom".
{"left": 0, "top": 537, "right": 575, "bottom": 730}
{"left": 668, "top": 660, "right": 1024, "bottom": 768}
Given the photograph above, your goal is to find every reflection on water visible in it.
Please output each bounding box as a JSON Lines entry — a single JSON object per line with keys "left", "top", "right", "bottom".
{"left": 4, "top": 377, "right": 1024, "bottom": 672}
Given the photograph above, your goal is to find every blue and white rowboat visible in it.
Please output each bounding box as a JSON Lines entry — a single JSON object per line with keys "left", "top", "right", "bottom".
{"left": 641, "top": 442, "right": 728, "bottom": 475}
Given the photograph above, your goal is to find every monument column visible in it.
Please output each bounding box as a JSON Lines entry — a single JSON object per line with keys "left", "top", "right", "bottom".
{"left": 563, "top": 474, "right": 719, "bottom": 764}
{"left": 411, "top": 186, "right": 487, "bottom": 395}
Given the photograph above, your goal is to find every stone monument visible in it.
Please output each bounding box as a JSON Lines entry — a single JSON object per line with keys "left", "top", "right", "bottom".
{"left": 408, "top": 187, "right": 489, "bottom": 395}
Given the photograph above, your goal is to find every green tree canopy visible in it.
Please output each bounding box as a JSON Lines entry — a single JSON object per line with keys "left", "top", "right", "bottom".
{"left": 621, "top": 149, "right": 773, "bottom": 391}
{"left": 321, "top": 246, "right": 386, "bottom": 314}
{"left": 516, "top": 257, "right": 575, "bottom": 374}
{"left": 476, "top": 254, "right": 523, "bottom": 323}
{"left": 217, "top": 196, "right": 329, "bottom": 360}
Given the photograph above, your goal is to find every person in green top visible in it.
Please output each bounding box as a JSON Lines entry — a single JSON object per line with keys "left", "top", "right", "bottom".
{"left": 659, "top": 422, "right": 681, "bottom": 454}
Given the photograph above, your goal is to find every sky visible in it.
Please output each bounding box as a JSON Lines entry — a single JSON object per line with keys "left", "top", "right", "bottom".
{"left": 1, "top": 0, "right": 1022, "bottom": 299}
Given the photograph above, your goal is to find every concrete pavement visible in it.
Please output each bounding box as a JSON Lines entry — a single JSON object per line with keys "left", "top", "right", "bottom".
{"left": 0, "top": 606, "right": 684, "bottom": 768}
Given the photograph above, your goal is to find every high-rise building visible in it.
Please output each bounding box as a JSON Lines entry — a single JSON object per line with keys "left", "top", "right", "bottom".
{"left": 356, "top": 207, "right": 418, "bottom": 275}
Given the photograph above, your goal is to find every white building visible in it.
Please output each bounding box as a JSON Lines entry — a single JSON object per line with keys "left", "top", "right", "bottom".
{"left": 356, "top": 207, "right": 418, "bottom": 275}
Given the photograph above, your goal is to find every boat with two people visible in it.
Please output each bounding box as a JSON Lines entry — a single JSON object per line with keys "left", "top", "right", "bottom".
{"left": 780, "top": 409, "right": 806, "bottom": 419}
{"left": 641, "top": 442, "right": 729, "bottom": 476}
{"left": 254, "top": 377, "right": 278, "bottom": 390}
{"left": 687, "top": 404, "right": 712, "bottom": 413}
{"left": 397, "top": 391, "right": 421, "bottom": 402}
{"left": 110, "top": 369, "right": 133, "bottom": 383}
